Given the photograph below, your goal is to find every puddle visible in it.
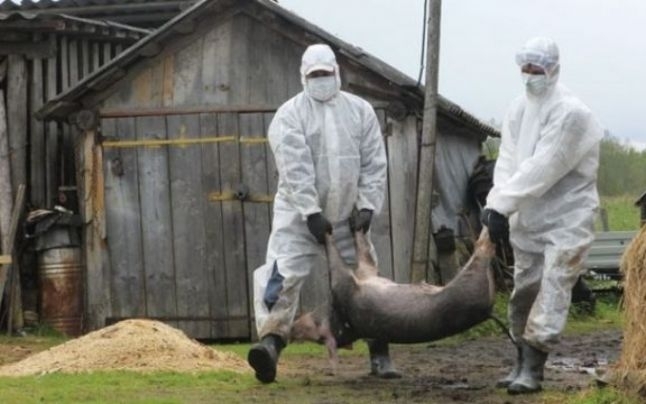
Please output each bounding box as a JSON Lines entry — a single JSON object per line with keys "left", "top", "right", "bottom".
{"left": 549, "top": 356, "right": 609, "bottom": 376}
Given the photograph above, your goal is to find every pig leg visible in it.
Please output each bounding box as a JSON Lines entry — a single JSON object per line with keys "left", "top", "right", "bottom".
{"left": 291, "top": 311, "right": 341, "bottom": 375}
{"left": 322, "top": 329, "right": 339, "bottom": 375}
{"left": 325, "top": 234, "right": 356, "bottom": 286}
{"left": 353, "top": 231, "right": 379, "bottom": 279}
{"left": 367, "top": 339, "right": 402, "bottom": 379}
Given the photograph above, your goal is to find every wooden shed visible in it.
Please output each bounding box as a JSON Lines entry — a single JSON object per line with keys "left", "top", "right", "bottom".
{"left": 38, "top": 0, "right": 499, "bottom": 340}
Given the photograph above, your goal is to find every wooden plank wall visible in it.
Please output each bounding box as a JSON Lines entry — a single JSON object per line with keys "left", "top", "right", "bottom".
{"left": 7, "top": 54, "right": 28, "bottom": 199}
{"left": 199, "top": 113, "right": 230, "bottom": 338}
{"left": 22, "top": 37, "right": 131, "bottom": 210}
{"left": 45, "top": 34, "right": 59, "bottom": 207}
{"left": 239, "top": 112, "right": 271, "bottom": 339}
{"left": 372, "top": 110, "right": 394, "bottom": 279}
{"left": 135, "top": 115, "right": 178, "bottom": 327}
{"left": 216, "top": 112, "right": 249, "bottom": 338}
{"left": 388, "top": 116, "right": 420, "bottom": 283}
{"left": 29, "top": 34, "right": 45, "bottom": 208}
{"left": 167, "top": 114, "right": 209, "bottom": 337}
{"left": 101, "top": 117, "right": 145, "bottom": 320}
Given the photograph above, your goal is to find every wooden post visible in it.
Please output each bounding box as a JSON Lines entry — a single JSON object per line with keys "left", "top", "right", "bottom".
{"left": 0, "top": 185, "right": 25, "bottom": 327}
{"left": 599, "top": 208, "right": 609, "bottom": 232}
{"left": 411, "top": 0, "right": 442, "bottom": 283}
{"left": 30, "top": 53, "right": 46, "bottom": 208}
{"left": 635, "top": 193, "right": 646, "bottom": 227}
{"left": 0, "top": 89, "right": 13, "bottom": 256}
{"left": 46, "top": 35, "right": 60, "bottom": 208}
{"left": 78, "top": 114, "right": 110, "bottom": 331}
{"left": 7, "top": 186, "right": 26, "bottom": 335}
{"left": 7, "top": 55, "right": 28, "bottom": 200}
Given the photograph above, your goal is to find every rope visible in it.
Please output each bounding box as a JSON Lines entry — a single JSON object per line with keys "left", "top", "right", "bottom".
{"left": 489, "top": 314, "right": 516, "bottom": 345}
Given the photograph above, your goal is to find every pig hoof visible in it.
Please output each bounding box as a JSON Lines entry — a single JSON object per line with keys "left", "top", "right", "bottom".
{"left": 375, "top": 369, "right": 402, "bottom": 379}
{"left": 325, "top": 368, "right": 337, "bottom": 376}
{"left": 370, "top": 355, "right": 402, "bottom": 379}
{"left": 370, "top": 363, "right": 402, "bottom": 379}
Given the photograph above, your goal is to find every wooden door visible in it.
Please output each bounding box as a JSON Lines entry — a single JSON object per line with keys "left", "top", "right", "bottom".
{"left": 100, "top": 111, "right": 276, "bottom": 339}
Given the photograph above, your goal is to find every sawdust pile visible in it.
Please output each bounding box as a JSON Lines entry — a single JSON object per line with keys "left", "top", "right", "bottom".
{"left": 0, "top": 319, "right": 250, "bottom": 376}
{"left": 615, "top": 225, "right": 646, "bottom": 396}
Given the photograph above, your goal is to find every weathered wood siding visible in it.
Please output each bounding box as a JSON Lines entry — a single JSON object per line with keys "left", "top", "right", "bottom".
{"left": 387, "top": 116, "right": 420, "bottom": 283}
{"left": 1, "top": 35, "right": 137, "bottom": 209}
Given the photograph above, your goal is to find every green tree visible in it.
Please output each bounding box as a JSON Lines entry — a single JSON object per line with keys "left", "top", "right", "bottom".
{"left": 481, "top": 132, "right": 646, "bottom": 198}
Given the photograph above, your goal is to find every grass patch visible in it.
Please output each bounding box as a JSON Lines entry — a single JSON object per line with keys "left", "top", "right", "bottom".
{"left": 566, "top": 292, "right": 623, "bottom": 333}
{"left": 0, "top": 371, "right": 260, "bottom": 404}
{"left": 0, "top": 368, "right": 397, "bottom": 404}
{"left": 600, "top": 195, "right": 641, "bottom": 231}
{"left": 559, "top": 387, "right": 641, "bottom": 404}
{"left": 215, "top": 338, "right": 369, "bottom": 361}
{"left": 438, "top": 290, "right": 622, "bottom": 346}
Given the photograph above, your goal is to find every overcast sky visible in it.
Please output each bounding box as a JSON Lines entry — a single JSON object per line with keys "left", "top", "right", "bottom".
{"left": 279, "top": 0, "right": 646, "bottom": 150}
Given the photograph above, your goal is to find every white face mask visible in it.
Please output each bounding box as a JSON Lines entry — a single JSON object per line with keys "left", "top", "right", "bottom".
{"left": 306, "top": 76, "right": 338, "bottom": 101}
{"left": 521, "top": 73, "right": 549, "bottom": 96}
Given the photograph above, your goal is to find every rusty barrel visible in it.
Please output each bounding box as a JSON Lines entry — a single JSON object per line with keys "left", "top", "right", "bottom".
{"left": 38, "top": 247, "right": 83, "bottom": 336}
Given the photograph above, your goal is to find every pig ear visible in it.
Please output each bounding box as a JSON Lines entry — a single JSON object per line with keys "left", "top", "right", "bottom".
{"left": 354, "top": 231, "right": 376, "bottom": 267}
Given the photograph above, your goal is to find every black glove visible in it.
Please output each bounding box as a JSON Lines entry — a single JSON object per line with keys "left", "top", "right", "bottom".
{"left": 307, "top": 212, "right": 332, "bottom": 244}
{"left": 350, "top": 209, "right": 373, "bottom": 233}
{"left": 481, "top": 208, "right": 509, "bottom": 245}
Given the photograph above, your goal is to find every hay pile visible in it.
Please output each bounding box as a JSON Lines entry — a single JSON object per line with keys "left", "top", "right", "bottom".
{"left": 615, "top": 225, "right": 646, "bottom": 395}
{"left": 0, "top": 319, "right": 250, "bottom": 376}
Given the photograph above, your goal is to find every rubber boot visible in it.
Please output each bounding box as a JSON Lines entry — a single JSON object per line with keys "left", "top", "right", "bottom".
{"left": 367, "top": 340, "right": 402, "bottom": 379}
{"left": 496, "top": 343, "right": 522, "bottom": 388}
{"left": 248, "top": 334, "right": 285, "bottom": 383}
{"left": 507, "top": 342, "right": 548, "bottom": 395}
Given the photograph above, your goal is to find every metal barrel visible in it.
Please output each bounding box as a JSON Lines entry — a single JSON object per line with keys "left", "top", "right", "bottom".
{"left": 38, "top": 247, "right": 84, "bottom": 336}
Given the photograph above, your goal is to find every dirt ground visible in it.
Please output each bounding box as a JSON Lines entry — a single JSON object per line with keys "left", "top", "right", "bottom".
{"left": 278, "top": 329, "right": 622, "bottom": 404}
{"left": 0, "top": 328, "right": 621, "bottom": 403}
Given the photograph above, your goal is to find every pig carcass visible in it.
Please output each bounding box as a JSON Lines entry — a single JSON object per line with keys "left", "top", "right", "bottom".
{"left": 291, "top": 229, "right": 497, "bottom": 370}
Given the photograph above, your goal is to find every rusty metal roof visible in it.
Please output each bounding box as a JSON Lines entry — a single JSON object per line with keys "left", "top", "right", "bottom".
{"left": 0, "top": 11, "right": 151, "bottom": 40}
{"left": 37, "top": 0, "right": 499, "bottom": 139}
{"left": 0, "top": 0, "right": 193, "bottom": 27}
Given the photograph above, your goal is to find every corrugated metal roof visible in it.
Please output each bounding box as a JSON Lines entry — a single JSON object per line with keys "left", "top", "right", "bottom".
{"left": 0, "top": 0, "right": 193, "bottom": 27}
{"left": 0, "top": 11, "right": 151, "bottom": 39}
{"left": 0, "top": 0, "right": 186, "bottom": 11}
{"left": 37, "top": 0, "right": 499, "bottom": 138}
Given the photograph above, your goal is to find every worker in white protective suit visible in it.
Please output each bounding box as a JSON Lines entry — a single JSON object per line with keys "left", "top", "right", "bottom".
{"left": 482, "top": 37, "right": 604, "bottom": 395}
{"left": 247, "top": 44, "right": 393, "bottom": 384}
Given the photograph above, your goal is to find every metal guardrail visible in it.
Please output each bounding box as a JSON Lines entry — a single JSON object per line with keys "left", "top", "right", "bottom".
{"left": 584, "top": 231, "right": 637, "bottom": 272}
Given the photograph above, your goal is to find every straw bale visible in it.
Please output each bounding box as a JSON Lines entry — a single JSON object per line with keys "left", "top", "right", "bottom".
{"left": 615, "top": 226, "right": 646, "bottom": 395}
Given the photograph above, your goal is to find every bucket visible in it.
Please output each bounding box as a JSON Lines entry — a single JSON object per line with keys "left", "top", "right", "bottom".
{"left": 38, "top": 247, "right": 83, "bottom": 336}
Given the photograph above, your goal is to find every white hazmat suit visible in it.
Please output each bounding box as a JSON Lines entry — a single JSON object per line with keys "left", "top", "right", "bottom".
{"left": 253, "top": 44, "right": 388, "bottom": 341}
{"left": 486, "top": 37, "right": 604, "bottom": 352}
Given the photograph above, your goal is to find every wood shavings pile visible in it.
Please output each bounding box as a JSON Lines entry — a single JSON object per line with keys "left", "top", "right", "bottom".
{"left": 0, "top": 319, "right": 250, "bottom": 376}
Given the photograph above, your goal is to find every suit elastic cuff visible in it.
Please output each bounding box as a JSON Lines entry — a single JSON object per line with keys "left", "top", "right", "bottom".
{"left": 301, "top": 206, "right": 322, "bottom": 221}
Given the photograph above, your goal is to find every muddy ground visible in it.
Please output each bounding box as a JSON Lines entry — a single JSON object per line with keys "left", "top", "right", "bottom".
{"left": 0, "top": 329, "right": 621, "bottom": 403}
{"left": 278, "top": 329, "right": 621, "bottom": 404}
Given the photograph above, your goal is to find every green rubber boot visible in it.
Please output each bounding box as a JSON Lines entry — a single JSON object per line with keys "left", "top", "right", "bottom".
{"left": 248, "top": 334, "right": 285, "bottom": 383}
